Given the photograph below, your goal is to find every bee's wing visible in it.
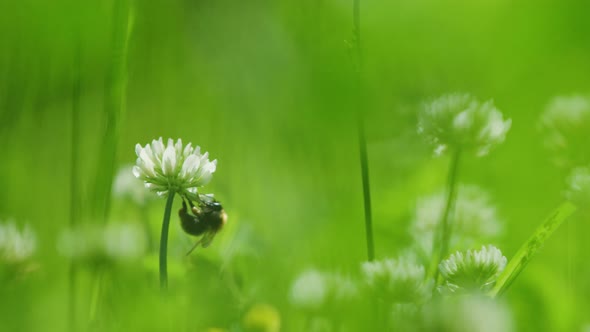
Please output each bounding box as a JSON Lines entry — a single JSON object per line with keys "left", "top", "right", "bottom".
{"left": 186, "top": 237, "right": 204, "bottom": 256}
{"left": 200, "top": 230, "right": 218, "bottom": 248}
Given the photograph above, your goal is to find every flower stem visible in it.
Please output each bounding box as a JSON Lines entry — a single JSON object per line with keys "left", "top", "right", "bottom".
{"left": 489, "top": 201, "right": 578, "bottom": 298}
{"left": 428, "top": 148, "right": 461, "bottom": 282}
{"left": 159, "top": 192, "right": 176, "bottom": 290}
{"left": 439, "top": 149, "right": 462, "bottom": 264}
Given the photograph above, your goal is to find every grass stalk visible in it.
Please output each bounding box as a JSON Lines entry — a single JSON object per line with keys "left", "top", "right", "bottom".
{"left": 68, "top": 30, "right": 82, "bottom": 332}
{"left": 352, "top": 0, "right": 375, "bottom": 262}
{"left": 428, "top": 149, "right": 461, "bottom": 282}
{"left": 358, "top": 122, "right": 374, "bottom": 261}
{"left": 92, "top": 0, "right": 133, "bottom": 220}
{"left": 159, "top": 192, "right": 176, "bottom": 290}
{"left": 489, "top": 201, "right": 578, "bottom": 298}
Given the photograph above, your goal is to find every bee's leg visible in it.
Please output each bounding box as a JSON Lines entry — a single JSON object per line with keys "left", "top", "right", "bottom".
{"left": 181, "top": 195, "right": 200, "bottom": 216}
{"left": 188, "top": 200, "right": 196, "bottom": 209}
{"left": 186, "top": 237, "right": 203, "bottom": 256}
{"left": 179, "top": 197, "right": 189, "bottom": 217}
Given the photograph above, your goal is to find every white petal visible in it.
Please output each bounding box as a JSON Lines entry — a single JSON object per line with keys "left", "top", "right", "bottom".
{"left": 152, "top": 138, "right": 164, "bottom": 157}
{"left": 181, "top": 154, "right": 200, "bottom": 178}
{"left": 197, "top": 171, "right": 213, "bottom": 186}
{"left": 183, "top": 143, "right": 193, "bottom": 157}
{"left": 193, "top": 146, "right": 201, "bottom": 155}
{"left": 162, "top": 145, "right": 177, "bottom": 175}
{"left": 175, "top": 139, "right": 183, "bottom": 153}
{"left": 132, "top": 165, "right": 143, "bottom": 178}
{"left": 135, "top": 144, "right": 143, "bottom": 157}
{"left": 139, "top": 149, "right": 155, "bottom": 166}
{"left": 207, "top": 159, "right": 217, "bottom": 173}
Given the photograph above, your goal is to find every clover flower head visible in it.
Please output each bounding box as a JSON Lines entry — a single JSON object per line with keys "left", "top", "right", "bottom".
{"left": 289, "top": 269, "right": 358, "bottom": 311}
{"left": 0, "top": 221, "right": 36, "bottom": 264}
{"left": 58, "top": 223, "right": 147, "bottom": 265}
{"left": 439, "top": 245, "right": 507, "bottom": 294}
{"left": 133, "top": 137, "right": 217, "bottom": 199}
{"left": 539, "top": 95, "right": 590, "bottom": 168}
{"left": 411, "top": 185, "right": 502, "bottom": 256}
{"left": 361, "top": 254, "right": 430, "bottom": 303}
{"left": 565, "top": 167, "right": 590, "bottom": 207}
{"left": 418, "top": 93, "right": 512, "bottom": 156}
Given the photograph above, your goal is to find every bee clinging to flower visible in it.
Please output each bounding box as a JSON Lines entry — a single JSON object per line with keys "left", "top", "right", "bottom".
{"left": 179, "top": 194, "right": 227, "bottom": 255}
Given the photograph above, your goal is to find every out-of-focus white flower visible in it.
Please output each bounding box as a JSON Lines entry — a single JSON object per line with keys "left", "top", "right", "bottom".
{"left": 289, "top": 269, "right": 358, "bottom": 311}
{"left": 58, "top": 223, "right": 147, "bottom": 265}
{"left": 410, "top": 185, "right": 502, "bottom": 257}
{"left": 0, "top": 221, "right": 36, "bottom": 264}
{"left": 290, "top": 270, "right": 327, "bottom": 310}
{"left": 133, "top": 137, "right": 217, "bottom": 198}
{"left": 361, "top": 254, "right": 430, "bottom": 303}
{"left": 424, "top": 296, "right": 513, "bottom": 332}
{"left": 539, "top": 95, "right": 590, "bottom": 168}
{"left": 439, "top": 245, "right": 507, "bottom": 294}
{"left": 418, "top": 93, "right": 511, "bottom": 156}
{"left": 565, "top": 167, "right": 590, "bottom": 207}
{"left": 113, "top": 165, "right": 155, "bottom": 205}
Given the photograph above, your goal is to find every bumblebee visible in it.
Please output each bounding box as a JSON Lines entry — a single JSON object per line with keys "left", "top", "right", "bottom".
{"left": 179, "top": 195, "right": 227, "bottom": 255}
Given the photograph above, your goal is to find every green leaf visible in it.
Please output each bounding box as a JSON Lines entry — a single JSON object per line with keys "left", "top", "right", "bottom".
{"left": 489, "top": 201, "right": 578, "bottom": 298}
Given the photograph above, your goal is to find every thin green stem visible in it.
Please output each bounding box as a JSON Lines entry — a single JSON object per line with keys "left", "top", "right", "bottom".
{"left": 159, "top": 192, "right": 176, "bottom": 290}
{"left": 438, "top": 149, "right": 462, "bottom": 264}
{"left": 428, "top": 149, "right": 461, "bottom": 282}
{"left": 358, "top": 122, "right": 374, "bottom": 261}
{"left": 68, "top": 33, "right": 82, "bottom": 332}
{"left": 352, "top": 0, "right": 374, "bottom": 262}
{"left": 489, "top": 201, "right": 578, "bottom": 298}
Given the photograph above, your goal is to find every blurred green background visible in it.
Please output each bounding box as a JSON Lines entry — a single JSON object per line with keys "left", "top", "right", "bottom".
{"left": 1, "top": 0, "right": 589, "bottom": 331}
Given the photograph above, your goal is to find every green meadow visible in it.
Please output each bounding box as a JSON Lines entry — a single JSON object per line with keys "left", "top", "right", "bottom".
{"left": 1, "top": 1, "right": 589, "bottom": 331}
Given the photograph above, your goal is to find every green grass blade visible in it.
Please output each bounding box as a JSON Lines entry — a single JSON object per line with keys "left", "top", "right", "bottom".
{"left": 91, "top": 0, "right": 133, "bottom": 220}
{"left": 489, "top": 201, "right": 578, "bottom": 298}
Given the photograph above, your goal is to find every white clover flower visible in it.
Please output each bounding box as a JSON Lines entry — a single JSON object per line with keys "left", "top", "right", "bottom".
{"left": 418, "top": 93, "right": 512, "bottom": 156}
{"left": 439, "top": 245, "right": 507, "bottom": 294}
{"left": 289, "top": 269, "right": 359, "bottom": 311}
{"left": 113, "top": 165, "right": 155, "bottom": 205}
{"left": 133, "top": 137, "right": 217, "bottom": 198}
{"left": 290, "top": 270, "right": 327, "bottom": 310}
{"left": 361, "top": 255, "right": 430, "bottom": 303}
{"left": 565, "top": 167, "right": 590, "bottom": 207}
{"left": 0, "top": 221, "right": 36, "bottom": 264}
{"left": 410, "top": 185, "right": 502, "bottom": 257}
{"left": 58, "top": 223, "right": 147, "bottom": 265}
{"left": 539, "top": 95, "right": 590, "bottom": 168}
